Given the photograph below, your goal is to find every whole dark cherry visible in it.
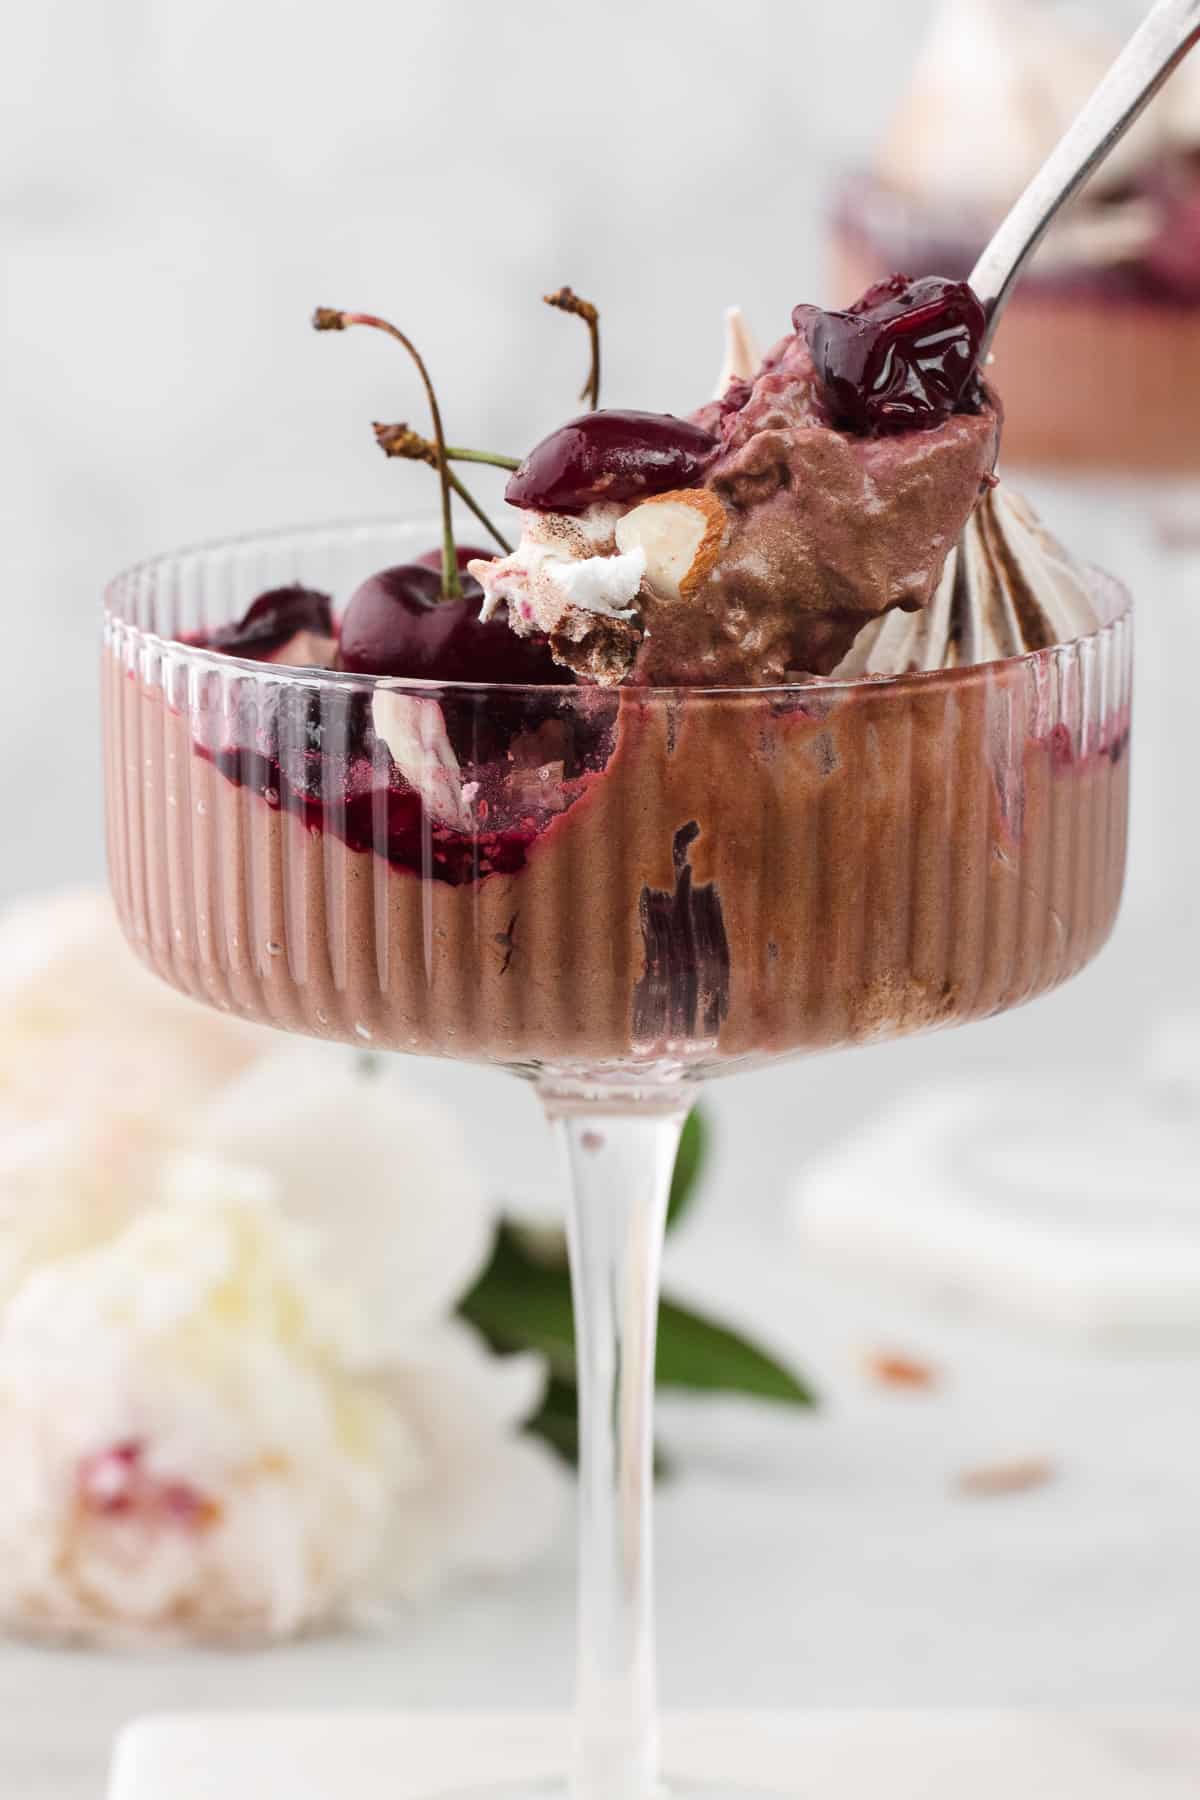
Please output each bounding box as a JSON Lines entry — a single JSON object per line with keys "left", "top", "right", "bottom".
{"left": 796, "top": 275, "right": 987, "bottom": 436}
{"left": 209, "top": 584, "right": 334, "bottom": 658}
{"left": 505, "top": 409, "right": 719, "bottom": 514}
{"left": 338, "top": 561, "right": 562, "bottom": 684}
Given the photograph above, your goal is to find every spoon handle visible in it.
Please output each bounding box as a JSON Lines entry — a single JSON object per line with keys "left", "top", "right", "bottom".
{"left": 970, "top": 0, "right": 1200, "bottom": 349}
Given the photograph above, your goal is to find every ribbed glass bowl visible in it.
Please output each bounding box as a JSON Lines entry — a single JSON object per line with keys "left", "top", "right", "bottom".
{"left": 104, "top": 518, "right": 1132, "bottom": 1090}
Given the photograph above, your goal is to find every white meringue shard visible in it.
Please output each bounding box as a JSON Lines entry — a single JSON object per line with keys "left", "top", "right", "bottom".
{"left": 371, "top": 691, "right": 475, "bottom": 831}
{"left": 833, "top": 485, "right": 1103, "bottom": 678}
{"left": 712, "top": 306, "right": 761, "bottom": 399}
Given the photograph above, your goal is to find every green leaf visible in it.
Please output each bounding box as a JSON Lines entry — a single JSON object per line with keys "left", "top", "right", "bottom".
{"left": 460, "top": 1224, "right": 815, "bottom": 1409}
{"left": 459, "top": 1224, "right": 577, "bottom": 1381}
{"left": 655, "top": 1297, "right": 816, "bottom": 1407}
{"left": 667, "top": 1107, "right": 708, "bottom": 1232}
{"left": 525, "top": 1374, "right": 581, "bottom": 1464}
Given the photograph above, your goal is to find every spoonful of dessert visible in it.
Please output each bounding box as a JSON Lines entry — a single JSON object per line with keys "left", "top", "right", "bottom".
{"left": 971, "top": 0, "right": 1200, "bottom": 349}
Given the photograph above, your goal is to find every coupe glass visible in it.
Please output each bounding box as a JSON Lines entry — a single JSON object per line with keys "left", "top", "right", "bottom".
{"left": 103, "top": 518, "right": 1132, "bottom": 1800}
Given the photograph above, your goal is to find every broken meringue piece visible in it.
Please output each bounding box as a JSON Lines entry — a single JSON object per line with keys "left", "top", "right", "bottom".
{"left": 614, "top": 490, "right": 727, "bottom": 605}
{"left": 371, "top": 692, "right": 474, "bottom": 829}
{"left": 713, "top": 306, "right": 761, "bottom": 398}
{"left": 522, "top": 504, "right": 623, "bottom": 558}
{"left": 468, "top": 505, "right": 645, "bottom": 686}
{"left": 470, "top": 506, "right": 624, "bottom": 623}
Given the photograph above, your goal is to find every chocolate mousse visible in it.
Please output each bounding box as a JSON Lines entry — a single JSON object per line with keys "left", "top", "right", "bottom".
{"left": 830, "top": 0, "right": 1200, "bottom": 473}
{"left": 475, "top": 278, "right": 999, "bottom": 686}
{"left": 103, "top": 279, "right": 1131, "bottom": 1080}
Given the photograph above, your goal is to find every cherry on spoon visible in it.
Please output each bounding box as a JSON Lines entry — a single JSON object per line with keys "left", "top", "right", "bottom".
{"left": 971, "top": 0, "right": 1200, "bottom": 352}
{"left": 797, "top": 276, "right": 986, "bottom": 434}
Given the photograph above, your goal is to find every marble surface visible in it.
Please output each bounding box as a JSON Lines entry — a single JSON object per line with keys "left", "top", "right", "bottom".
{"left": 109, "top": 1711, "right": 1200, "bottom": 1799}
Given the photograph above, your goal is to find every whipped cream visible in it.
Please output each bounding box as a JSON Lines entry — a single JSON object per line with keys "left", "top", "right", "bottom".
{"left": 545, "top": 546, "right": 644, "bottom": 618}
{"left": 833, "top": 484, "right": 1103, "bottom": 676}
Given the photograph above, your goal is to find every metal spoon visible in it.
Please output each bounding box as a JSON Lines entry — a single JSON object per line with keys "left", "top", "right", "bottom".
{"left": 970, "top": 0, "right": 1200, "bottom": 351}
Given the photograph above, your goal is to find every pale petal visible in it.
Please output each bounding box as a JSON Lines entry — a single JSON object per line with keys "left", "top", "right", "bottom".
{"left": 192, "top": 1047, "right": 495, "bottom": 1355}
{"left": 0, "top": 1162, "right": 400, "bottom": 1642}
{"left": 0, "top": 888, "right": 267, "bottom": 1181}
{"left": 0, "top": 1117, "right": 140, "bottom": 1306}
{"left": 373, "top": 1320, "right": 566, "bottom": 1597}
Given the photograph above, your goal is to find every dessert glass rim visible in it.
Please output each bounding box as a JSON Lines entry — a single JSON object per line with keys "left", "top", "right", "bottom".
{"left": 102, "top": 511, "right": 1132, "bottom": 698}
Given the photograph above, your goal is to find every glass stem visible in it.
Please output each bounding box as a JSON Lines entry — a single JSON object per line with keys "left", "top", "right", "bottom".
{"left": 544, "top": 1097, "right": 687, "bottom": 1800}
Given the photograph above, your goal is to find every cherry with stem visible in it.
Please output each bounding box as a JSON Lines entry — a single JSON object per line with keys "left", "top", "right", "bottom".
{"left": 545, "top": 286, "right": 601, "bottom": 411}
{"left": 313, "top": 306, "right": 463, "bottom": 599}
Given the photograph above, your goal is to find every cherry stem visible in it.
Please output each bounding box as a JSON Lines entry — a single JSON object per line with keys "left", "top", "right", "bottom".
{"left": 373, "top": 424, "right": 513, "bottom": 554}
{"left": 545, "top": 286, "right": 601, "bottom": 410}
{"left": 447, "top": 472, "right": 513, "bottom": 554}
{"left": 314, "top": 306, "right": 462, "bottom": 599}
{"left": 446, "top": 444, "right": 520, "bottom": 471}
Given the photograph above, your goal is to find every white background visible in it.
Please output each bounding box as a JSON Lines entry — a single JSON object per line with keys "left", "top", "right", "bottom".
{"left": 3, "top": 4, "right": 1199, "bottom": 1796}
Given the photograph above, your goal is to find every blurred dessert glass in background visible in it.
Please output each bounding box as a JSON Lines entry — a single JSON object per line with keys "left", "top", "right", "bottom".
{"left": 830, "top": 0, "right": 1200, "bottom": 474}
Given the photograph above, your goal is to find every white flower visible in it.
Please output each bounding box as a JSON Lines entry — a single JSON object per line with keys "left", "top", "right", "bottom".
{"left": 0, "top": 1157, "right": 397, "bottom": 1641}
{"left": 0, "top": 889, "right": 268, "bottom": 1300}
{"left": 0, "top": 889, "right": 266, "bottom": 1103}
{"left": 377, "top": 1322, "right": 565, "bottom": 1602}
{"left": 189, "top": 1052, "right": 567, "bottom": 1607}
{"left": 191, "top": 1046, "right": 494, "bottom": 1360}
{"left": 0, "top": 891, "right": 567, "bottom": 1640}
{"left": 0, "top": 1117, "right": 139, "bottom": 1304}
